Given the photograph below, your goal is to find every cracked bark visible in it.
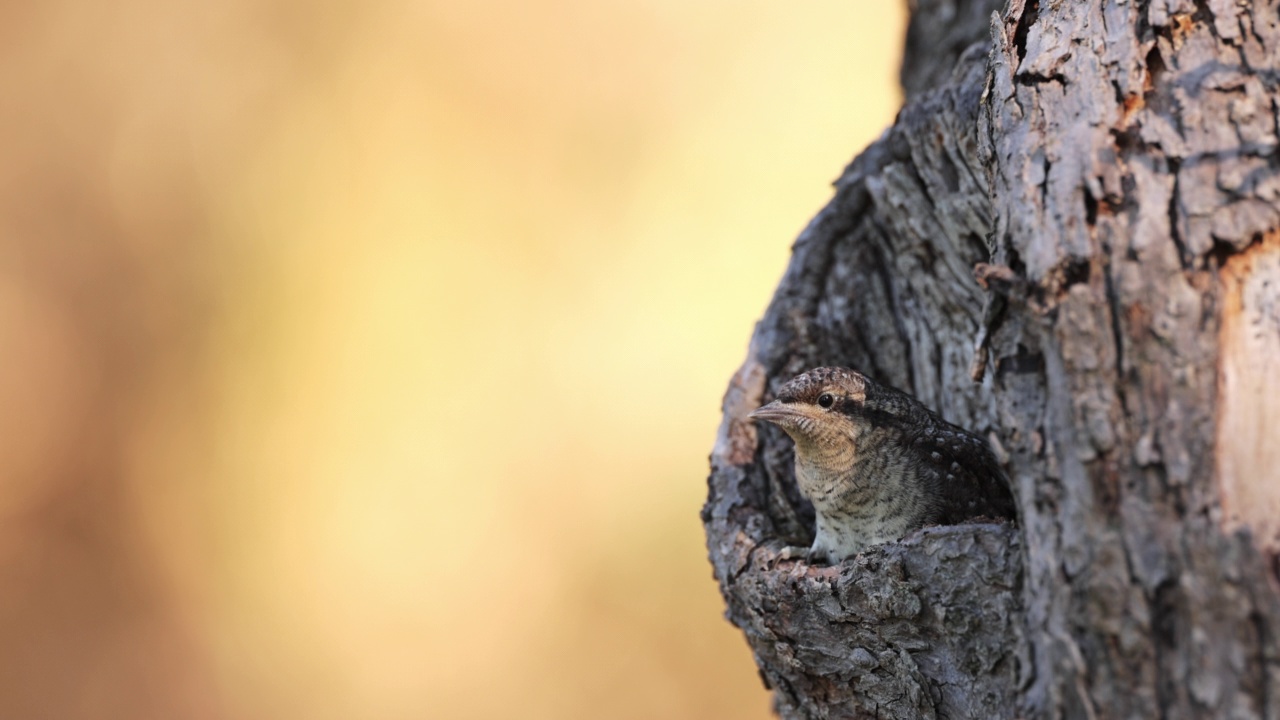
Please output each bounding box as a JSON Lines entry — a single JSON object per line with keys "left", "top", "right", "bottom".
{"left": 703, "top": 0, "right": 1280, "bottom": 718}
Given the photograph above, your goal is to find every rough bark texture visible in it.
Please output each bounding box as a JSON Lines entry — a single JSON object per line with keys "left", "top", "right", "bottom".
{"left": 704, "top": 0, "right": 1280, "bottom": 718}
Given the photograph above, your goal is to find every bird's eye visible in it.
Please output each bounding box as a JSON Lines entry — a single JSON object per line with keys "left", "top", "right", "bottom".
{"left": 818, "top": 393, "right": 834, "bottom": 409}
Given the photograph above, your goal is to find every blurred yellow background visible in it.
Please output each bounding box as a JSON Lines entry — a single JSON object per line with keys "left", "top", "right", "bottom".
{"left": 0, "top": 1, "right": 903, "bottom": 718}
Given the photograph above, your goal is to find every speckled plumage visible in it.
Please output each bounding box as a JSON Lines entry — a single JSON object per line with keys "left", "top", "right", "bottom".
{"left": 749, "top": 367, "right": 1016, "bottom": 562}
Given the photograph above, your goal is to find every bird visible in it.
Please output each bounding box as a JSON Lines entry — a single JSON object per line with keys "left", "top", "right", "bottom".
{"left": 749, "top": 367, "right": 1016, "bottom": 563}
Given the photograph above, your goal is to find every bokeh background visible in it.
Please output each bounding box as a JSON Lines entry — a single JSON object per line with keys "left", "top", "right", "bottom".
{"left": 0, "top": 1, "right": 904, "bottom": 718}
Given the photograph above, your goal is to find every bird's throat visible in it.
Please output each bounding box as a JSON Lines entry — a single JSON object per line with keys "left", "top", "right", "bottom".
{"left": 791, "top": 427, "right": 861, "bottom": 501}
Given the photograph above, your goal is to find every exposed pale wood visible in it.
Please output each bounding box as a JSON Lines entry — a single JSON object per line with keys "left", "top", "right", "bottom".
{"left": 1218, "top": 231, "right": 1280, "bottom": 554}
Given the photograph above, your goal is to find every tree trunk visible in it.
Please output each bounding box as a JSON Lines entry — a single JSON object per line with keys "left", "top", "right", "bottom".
{"left": 702, "top": 0, "right": 1280, "bottom": 718}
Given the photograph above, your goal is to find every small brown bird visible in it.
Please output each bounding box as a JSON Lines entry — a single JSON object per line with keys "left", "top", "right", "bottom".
{"left": 749, "top": 367, "right": 1016, "bottom": 563}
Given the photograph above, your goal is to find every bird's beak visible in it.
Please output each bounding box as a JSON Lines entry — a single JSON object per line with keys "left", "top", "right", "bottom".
{"left": 748, "top": 400, "right": 801, "bottom": 425}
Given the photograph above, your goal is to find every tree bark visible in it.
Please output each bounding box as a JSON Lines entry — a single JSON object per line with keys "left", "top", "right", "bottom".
{"left": 703, "top": 1, "right": 1280, "bottom": 718}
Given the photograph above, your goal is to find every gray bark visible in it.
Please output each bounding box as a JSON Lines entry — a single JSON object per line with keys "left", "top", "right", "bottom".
{"left": 703, "top": 0, "right": 1280, "bottom": 718}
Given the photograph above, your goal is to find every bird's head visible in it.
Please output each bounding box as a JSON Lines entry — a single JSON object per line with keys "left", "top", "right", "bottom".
{"left": 748, "top": 367, "right": 870, "bottom": 451}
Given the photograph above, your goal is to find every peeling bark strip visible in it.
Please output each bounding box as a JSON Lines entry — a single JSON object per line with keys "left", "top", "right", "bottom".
{"left": 705, "top": 0, "right": 1280, "bottom": 718}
